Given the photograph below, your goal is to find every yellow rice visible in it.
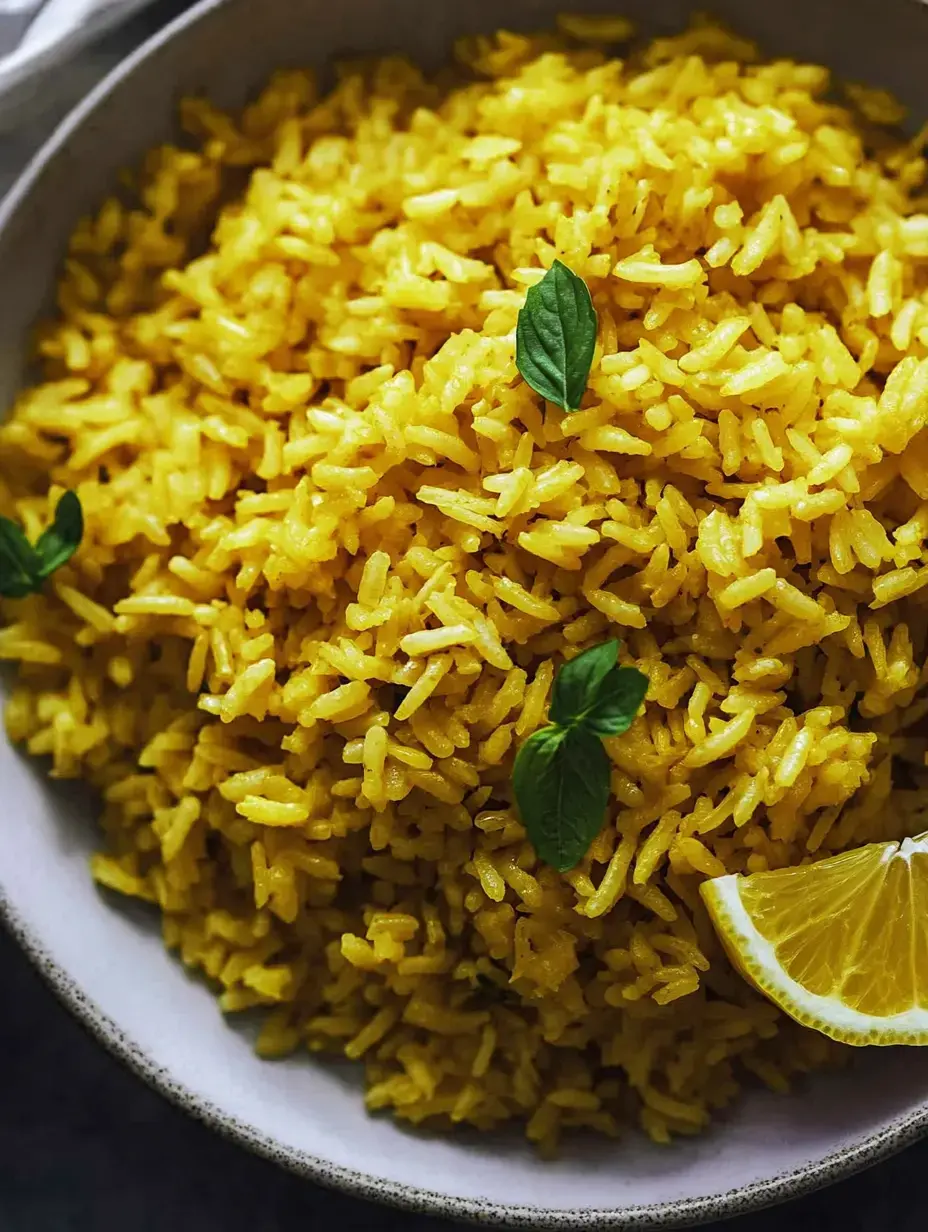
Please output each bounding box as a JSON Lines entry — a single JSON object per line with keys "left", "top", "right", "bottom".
{"left": 3, "top": 14, "right": 928, "bottom": 1149}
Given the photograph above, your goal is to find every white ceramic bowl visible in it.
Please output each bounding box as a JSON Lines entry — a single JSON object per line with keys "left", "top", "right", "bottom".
{"left": 4, "top": 0, "right": 928, "bottom": 1225}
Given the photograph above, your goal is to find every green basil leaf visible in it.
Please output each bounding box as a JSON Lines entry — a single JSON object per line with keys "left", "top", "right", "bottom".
{"left": 581, "top": 665, "right": 649, "bottom": 739}
{"left": 34, "top": 490, "right": 83, "bottom": 579}
{"left": 0, "top": 518, "right": 42, "bottom": 598}
{"left": 550, "top": 639, "right": 618, "bottom": 727}
{"left": 513, "top": 724, "right": 611, "bottom": 872}
{"left": 515, "top": 259, "right": 597, "bottom": 412}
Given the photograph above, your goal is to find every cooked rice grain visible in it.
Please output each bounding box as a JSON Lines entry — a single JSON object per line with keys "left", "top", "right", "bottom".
{"left": 3, "top": 16, "right": 928, "bottom": 1150}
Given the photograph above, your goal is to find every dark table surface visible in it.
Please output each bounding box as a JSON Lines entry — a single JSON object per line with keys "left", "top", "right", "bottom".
{"left": 1, "top": 3, "right": 927, "bottom": 1230}
{"left": 0, "top": 921, "right": 924, "bottom": 1231}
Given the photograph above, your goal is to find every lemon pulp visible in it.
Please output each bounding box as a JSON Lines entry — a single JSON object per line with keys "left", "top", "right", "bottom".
{"left": 701, "top": 833, "right": 928, "bottom": 1045}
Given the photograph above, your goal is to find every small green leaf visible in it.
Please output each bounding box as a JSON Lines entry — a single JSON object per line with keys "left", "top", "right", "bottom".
{"left": 550, "top": 639, "right": 618, "bottom": 727}
{"left": 581, "top": 665, "right": 649, "bottom": 739}
{"left": 513, "top": 724, "right": 566, "bottom": 801}
{"left": 35, "top": 490, "right": 84, "bottom": 579}
{"left": 0, "top": 518, "right": 42, "bottom": 598}
{"left": 515, "top": 259, "right": 597, "bottom": 412}
{"left": 512, "top": 641, "right": 650, "bottom": 872}
{"left": 0, "top": 491, "right": 84, "bottom": 600}
{"left": 513, "top": 725, "right": 611, "bottom": 872}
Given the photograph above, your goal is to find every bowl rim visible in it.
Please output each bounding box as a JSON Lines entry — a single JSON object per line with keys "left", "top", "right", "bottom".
{"left": 1, "top": 0, "right": 927, "bottom": 1225}
{"left": 6, "top": 892, "right": 928, "bottom": 1231}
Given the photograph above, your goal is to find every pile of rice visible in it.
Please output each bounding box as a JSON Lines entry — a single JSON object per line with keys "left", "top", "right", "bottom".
{"left": 4, "top": 13, "right": 928, "bottom": 1149}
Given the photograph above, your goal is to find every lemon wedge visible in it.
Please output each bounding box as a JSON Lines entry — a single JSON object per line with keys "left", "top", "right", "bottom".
{"left": 700, "top": 833, "right": 928, "bottom": 1045}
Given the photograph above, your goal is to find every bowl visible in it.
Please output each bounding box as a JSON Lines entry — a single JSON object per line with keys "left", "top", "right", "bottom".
{"left": 3, "top": 0, "right": 928, "bottom": 1225}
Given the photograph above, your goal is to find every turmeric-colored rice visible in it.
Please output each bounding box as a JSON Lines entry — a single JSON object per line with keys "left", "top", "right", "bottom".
{"left": 4, "top": 14, "right": 928, "bottom": 1148}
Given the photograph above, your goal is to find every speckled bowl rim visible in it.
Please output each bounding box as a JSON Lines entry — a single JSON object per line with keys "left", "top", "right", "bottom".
{"left": 6, "top": 892, "right": 928, "bottom": 1231}
{"left": 2, "top": 0, "right": 928, "bottom": 1226}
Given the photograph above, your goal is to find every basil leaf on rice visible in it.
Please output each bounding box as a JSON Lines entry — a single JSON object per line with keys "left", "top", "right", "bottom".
{"left": 0, "top": 517, "right": 42, "bottom": 598}
{"left": 515, "top": 259, "right": 597, "bottom": 412}
{"left": 580, "top": 665, "right": 650, "bottom": 739}
{"left": 0, "top": 491, "right": 84, "bottom": 599}
{"left": 513, "top": 724, "right": 611, "bottom": 873}
{"left": 34, "top": 490, "right": 84, "bottom": 579}
{"left": 550, "top": 639, "right": 619, "bottom": 727}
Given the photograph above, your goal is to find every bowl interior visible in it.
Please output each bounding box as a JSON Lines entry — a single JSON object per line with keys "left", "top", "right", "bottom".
{"left": 3, "top": 0, "right": 928, "bottom": 1224}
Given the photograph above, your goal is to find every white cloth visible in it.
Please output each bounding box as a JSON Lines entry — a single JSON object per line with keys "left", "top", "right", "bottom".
{"left": 0, "top": 0, "right": 158, "bottom": 131}
{"left": 0, "top": 0, "right": 173, "bottom": 192}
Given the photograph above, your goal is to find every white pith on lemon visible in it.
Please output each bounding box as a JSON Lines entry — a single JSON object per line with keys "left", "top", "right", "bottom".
{"left": 700, "top": 832, "right": 928, "bottom": 1045}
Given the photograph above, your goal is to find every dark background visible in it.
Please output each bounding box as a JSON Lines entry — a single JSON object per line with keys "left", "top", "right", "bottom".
{"left": 0, "top": 923, "right": 924, "bottom": 1231}
{"left": 1, "top": 2, "right": 927, "bottom": 1230}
